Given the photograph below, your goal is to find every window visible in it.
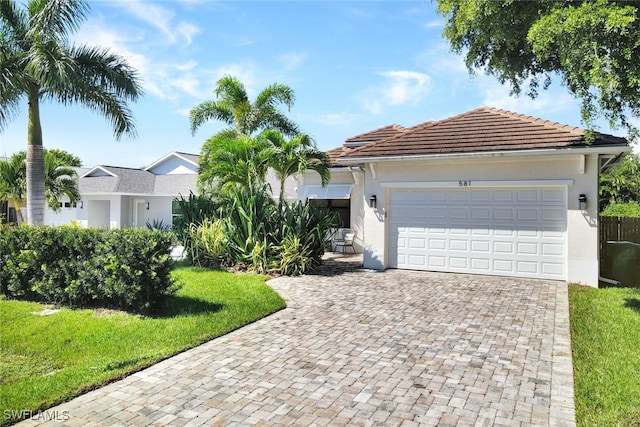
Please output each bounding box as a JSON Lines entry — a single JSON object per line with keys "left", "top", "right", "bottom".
{"left": 309, "top": 198, "right": 351, "bottom": 228}
{"left": 171, "top": 200, "right": 181, "bottom": 226}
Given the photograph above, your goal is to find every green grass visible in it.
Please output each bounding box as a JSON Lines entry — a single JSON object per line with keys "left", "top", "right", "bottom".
{"left": 0, "top": 266, "right": 285, "bottom": 426}
{"left": 570, "top": 285, "right": 640, "bottom": 427}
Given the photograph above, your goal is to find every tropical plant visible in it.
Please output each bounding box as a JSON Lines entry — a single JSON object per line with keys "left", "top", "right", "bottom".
{"left": 145, "top": 218, "right": 172, "bottom": 232}
{"left": 198, "top": 133, "right": 275, "bottom": 193}
{"left": 599, "top": 154, "right": 640, "bottom": 210}
{"left": 0, "top": 151, "right": 80, "bottom": 221}
{"left": 43, "top": 151, "right": 79, "bottom": 212}
{"left": 188, "top": 218, "right": 228, "bottom": 267}
{"left": 190, "top": 75, "right": 299, "bottom": 138}
{"left": 0, "top": 151, "right": 26, "bottom": 224}
{"left": 0, "top": 0, "right": 141, "bottom": 225}
{"left": 46, "top": 148, "right": 82, "bottom": 167}
{"left": 260, "top": 129, "right": 331, "bottom": 203}
{"left": 171, "top": 192, "right": 220, "bottom": 251}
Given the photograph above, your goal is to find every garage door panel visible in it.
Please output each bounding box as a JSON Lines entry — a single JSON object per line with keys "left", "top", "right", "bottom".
{"left": 388, "top": 187, "right": 566, "bottom": 280}
{"left": 494, "top": 241, "right": 514, "bottom": 254}
{"left": 450, "top": 257, "right": 468, "bottom": 268}
{"left": 471, "top": 240, "right": 490, "bottom": 252}
{"left": 450, "top": 240, "right": 468, "bottom": 251}
{"left": 518, "top": 190, "right": 539, "bottom": 202}
{"left": 470, "top": 208, "right": 490, "bottom": 220}
{"left": 542, "top": 243, "right": 564, "bottom": 256}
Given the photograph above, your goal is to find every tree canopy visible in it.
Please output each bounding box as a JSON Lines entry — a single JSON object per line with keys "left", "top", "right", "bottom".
{"left": 0, "top": 0, "right": 141, "bottom": 224}
{"left": 436, "top": 0, "right": 639, "bottom": 140}
{"left": 189, "top": 75, "right": 299, "bottom": 138}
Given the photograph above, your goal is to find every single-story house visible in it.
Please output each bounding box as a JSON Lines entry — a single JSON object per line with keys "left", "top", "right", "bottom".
{"left": 46, "top": 151, "right": 200, "bottom": 228}
{"left": 44, "top": 151, "right": 298, "bottom": 228}
{"left": 299, "top": 107, "right": 631, "bottom": 287}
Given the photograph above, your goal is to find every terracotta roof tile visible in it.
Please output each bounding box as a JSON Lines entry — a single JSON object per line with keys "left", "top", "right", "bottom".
{"left": 327, "top": 146, "right": 353, "bottom": 167}
{"left": 342, "top": 107, "right": 627, "bottom": 159}
{"left": 344, "top": 124, "right": 406, "bottom": 144}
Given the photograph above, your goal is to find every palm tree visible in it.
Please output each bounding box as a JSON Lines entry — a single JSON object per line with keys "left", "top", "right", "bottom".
{"left": 0, "top": 152, "right": 26, "bottom": 224}
{"left": 0, "top": 0, "right": 141, "bottom": 225}
{"left": 0, "top": 150, "right": 80, "bottom": 223}
{"left": 198, "top": 133, "right": 275, "bottom": 194}
{"left": 44, "top": 150, "right": 79, "bottom": 211}
{"left": 190, "top": 75, "right": 299, "bottom": 138}
{"left": 260, "top": 130, "right": 331, "bottom": 203}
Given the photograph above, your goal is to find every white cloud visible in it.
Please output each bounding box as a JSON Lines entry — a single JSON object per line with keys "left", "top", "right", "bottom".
{"left": 382, "top": 71, "right": 431, "bottom": 105}
{"left": 423, "top": 19, "right": 444, "bottom": 29}
{"left": 480, "top": 77, "right": 577, "bottom": 116}
{"left": 364, "top": 70, "right": 431, "bottom": 114}
{"left": 111, "top": 0, "right": 200, "bottom": 46}
{"left": 278, "top": 52, "right": 307, "bottom": 72}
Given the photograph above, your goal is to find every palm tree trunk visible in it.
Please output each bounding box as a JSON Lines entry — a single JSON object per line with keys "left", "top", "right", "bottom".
{"left": 280, "top": 178, "right": 286, "bottom": 204}
{"left": 26, "top": 87, "right": 46, "bottom": 225}
{"left": 11, "top": 198, "right": 24, "bottom": 225}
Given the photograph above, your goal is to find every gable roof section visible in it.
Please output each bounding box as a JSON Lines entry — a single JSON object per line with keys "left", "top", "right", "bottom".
{"left": 342, "top": 107, "right": 628, "bottom": 159}
{"left": 79, "top": 166, "right": 156, "bottom": 194}
{"left": 144, "top": 151, "right": 199, "bottom": 173}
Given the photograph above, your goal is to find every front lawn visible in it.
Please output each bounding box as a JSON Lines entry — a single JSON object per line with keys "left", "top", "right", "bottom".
{"left": 0, "top": 266, "right": 285, "bottom": 426}
{"left": 570, "top": 285, "right": 640, "bottom": 426}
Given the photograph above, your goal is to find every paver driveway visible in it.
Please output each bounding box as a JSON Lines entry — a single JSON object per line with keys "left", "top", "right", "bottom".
{"left": 19, "top": 267, "right": 575, "bottom": 426}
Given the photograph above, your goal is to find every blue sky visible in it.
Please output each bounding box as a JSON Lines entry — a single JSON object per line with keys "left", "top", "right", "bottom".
{"left": 0, "top": 0, "right": 634, "bottom": 168}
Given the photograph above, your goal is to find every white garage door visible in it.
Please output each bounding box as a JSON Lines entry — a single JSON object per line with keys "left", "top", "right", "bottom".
{"left": 388, "top": 187, "right": 567, "bottom": 280}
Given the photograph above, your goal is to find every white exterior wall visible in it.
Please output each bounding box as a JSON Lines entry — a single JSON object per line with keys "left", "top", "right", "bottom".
{"left": 361, "top": 154, "right": 600, "bottom": 286}
{"left": 266, "top": 168, "right": 298, "bottom": 202}
{"left": 147, "top": 196, "right": 174, "bottom": 228}
{"left": 44, "top": 196, "right": 80, "bottom": 226}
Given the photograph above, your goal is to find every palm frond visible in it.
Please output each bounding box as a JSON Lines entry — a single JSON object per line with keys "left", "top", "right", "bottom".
{"left": 27, "top": 0, "right": 89, "bottom": 43}
{"left": 190, "top": 101, "right": 233, "bottom": 135}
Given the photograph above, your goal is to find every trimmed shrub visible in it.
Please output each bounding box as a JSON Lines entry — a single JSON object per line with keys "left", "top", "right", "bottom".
{"left": 0, "top": 226, "right": 177, "bottom": 312}
{"left": 601, "top": 201, "right": 640, "bottom": 218}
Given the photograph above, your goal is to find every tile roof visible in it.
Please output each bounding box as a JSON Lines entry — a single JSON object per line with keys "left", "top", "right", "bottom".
{"left": 342, "top": 107, "right": 628, "bottom": 159}
{"left": 327, "top": 146, "right": 353, "bottom": 167}
{"left": 344, "top": 124, "right": 407, "bottom": 144}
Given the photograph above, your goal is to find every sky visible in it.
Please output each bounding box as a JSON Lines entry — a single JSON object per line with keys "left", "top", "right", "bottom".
{"left": 0, "top": 0, "right": 636, "bottom": 168}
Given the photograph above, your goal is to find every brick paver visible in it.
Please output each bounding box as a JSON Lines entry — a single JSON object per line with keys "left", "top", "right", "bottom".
{"left": 18, "top": 262, "right": 575, "bottom": 426}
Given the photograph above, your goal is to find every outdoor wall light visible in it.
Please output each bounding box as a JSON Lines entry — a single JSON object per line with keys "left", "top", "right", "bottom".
{"left": 579, "top": 194, "right": 587, "bottom": 210}
{"left": 79, "top": 201, "right": 83, "bottom": 209}
{"left": 146, "top": 202, "right": 150, "bottom": 210}
{"left": 369, "top": 195, "right": 377, "bottom": 209}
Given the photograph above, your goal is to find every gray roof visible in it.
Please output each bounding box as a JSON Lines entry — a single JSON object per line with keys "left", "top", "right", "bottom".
{"left": 154, "top": 174, "right": 197, "bottom": 195}
{"left": 77, "top": 152, "right": 199, "bottom": 196}
{"left": 175, "top": 152, "right": 200, "bottom": 165}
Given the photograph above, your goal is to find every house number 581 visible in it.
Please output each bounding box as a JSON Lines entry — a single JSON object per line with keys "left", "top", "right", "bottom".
{"left": 459, "top": 180, "right": 471, "bottom": 187}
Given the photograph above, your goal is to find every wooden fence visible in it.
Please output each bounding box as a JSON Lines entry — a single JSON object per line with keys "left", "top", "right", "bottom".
{"left": 600, "top": 216, "right": 640, "bottom": 285}
{"left": 600, "top": 216, "right": 640, "bottom": 245}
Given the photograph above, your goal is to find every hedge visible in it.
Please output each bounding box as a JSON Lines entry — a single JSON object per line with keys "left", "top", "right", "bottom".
{"left": 0, "top": 226, "right": 178, "bottom": 312}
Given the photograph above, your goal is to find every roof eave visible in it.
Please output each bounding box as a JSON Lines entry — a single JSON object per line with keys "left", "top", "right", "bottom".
{"left": 336, "top": 145, "right": 632, "bottom": 165}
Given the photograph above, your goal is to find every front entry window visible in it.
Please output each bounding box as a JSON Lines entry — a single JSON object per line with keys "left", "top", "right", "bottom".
{"left": 309, "top": 199, "right": 350, "bottom": 228}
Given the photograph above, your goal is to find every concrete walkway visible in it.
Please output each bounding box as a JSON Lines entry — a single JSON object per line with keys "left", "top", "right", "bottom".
{"left": 19, "top": 261, "right": 575, "bottom": 426}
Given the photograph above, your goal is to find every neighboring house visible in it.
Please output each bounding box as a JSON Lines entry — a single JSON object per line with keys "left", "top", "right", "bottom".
{"left": 46, "top": 151, "right": 199, "bottom": 228}
{"left": 45, "top": 151, "right": 299, "bottom": 228}
{"left": 300, "top": 107, "right": 631, "bottom": 287}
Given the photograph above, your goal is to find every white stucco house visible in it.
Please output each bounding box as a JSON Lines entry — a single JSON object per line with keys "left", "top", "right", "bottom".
{"left": 45, "top": 152, "right": 200, "bottom": 228}
{"left": 298, "top": 107, "right": 631, "bottom": 287}
{"left": 45, "top": 151, "right": 298, "bottom": 229}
